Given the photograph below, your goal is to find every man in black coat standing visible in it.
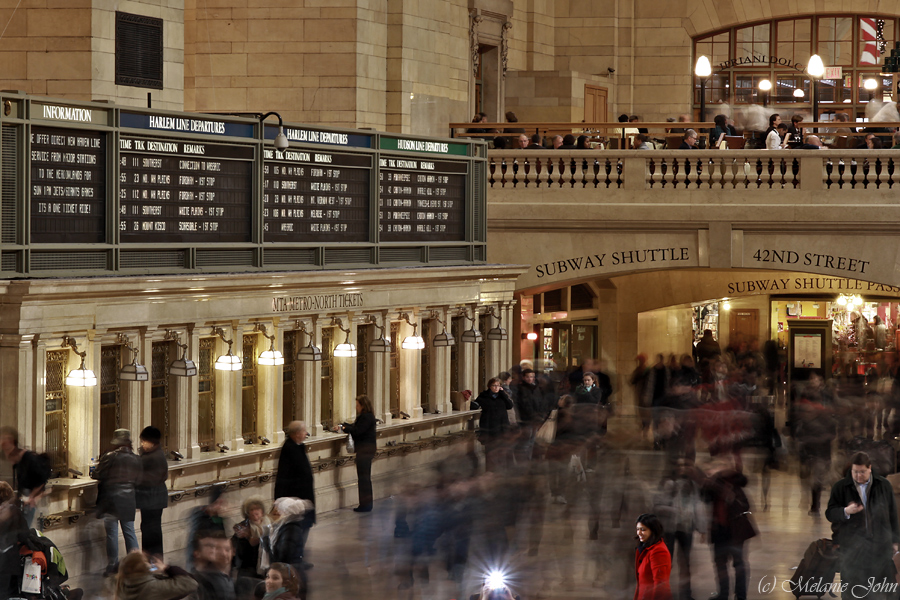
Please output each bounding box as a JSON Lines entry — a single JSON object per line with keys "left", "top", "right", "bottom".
{"left": 136, "top": 425, "right": 168, "bottom": 559}
{"left": 471, "top": 377, "right": 514, "bottom": 472}
{"left": 93, "top": 428, "right": 140, "bottom": 574}
{"left": 274, "top": 421, "right": 315, "bottom": 567}
{"left": 826, "top": 452, "right": 900, "bottom": 600}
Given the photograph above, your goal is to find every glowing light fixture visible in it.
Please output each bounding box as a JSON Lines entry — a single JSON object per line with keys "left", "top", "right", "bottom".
{"left": 63, "top": 336, "right": 97, "bottom": 387}
{"left": 526, "top": 332, "right": 539, "bottom": 341}
{"left": 255, "top": 323, "right": 284, "bottom": 366}
{"left": 793, "top": 88, "right": 805, "bottom": 98}
{"left": 332, "top": 317, "right": 357, "bottom": 357}
{"left": 399, "top": 312, "right": 425, "bottom": 350}
{"left": 118, "top": 333, "right": 149, "bottom": 381}
{"left": 212, "top": 327, "right": 242, "bottom": 371}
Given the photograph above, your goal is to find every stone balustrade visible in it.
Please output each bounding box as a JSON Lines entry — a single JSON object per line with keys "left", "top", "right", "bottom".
{"left": 487, "top": 149, "right": 900, "bottom": 191}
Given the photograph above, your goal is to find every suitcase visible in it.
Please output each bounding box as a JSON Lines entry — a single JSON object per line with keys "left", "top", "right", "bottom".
{"left": 844, "top": 437, "right": 897, "bottom": 476}
{"left": 789, "top": 538, "right": 839, "bottom": 598}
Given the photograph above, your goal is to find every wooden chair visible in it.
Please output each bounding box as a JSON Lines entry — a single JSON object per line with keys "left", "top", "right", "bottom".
{"left": 666, "top": 135, "right": 683, "bottom": 149}
{"left": 724, "top": 136, "right": 746, "bottom": 149}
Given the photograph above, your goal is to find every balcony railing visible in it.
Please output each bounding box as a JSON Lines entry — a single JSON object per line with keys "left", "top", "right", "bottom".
{"left": 487, "top": 149, "right": 900, "bottom": 191}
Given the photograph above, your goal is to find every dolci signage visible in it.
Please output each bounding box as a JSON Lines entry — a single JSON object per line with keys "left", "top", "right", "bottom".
{"left": 717, "top": 54, "right": 805, "bottom": 72}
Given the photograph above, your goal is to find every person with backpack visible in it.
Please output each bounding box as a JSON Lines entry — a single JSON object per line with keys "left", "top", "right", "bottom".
{"left": 0, "top": 426, "right": 50, "bottom": 528}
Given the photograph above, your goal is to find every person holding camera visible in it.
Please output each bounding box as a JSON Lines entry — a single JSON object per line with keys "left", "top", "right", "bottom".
{"left": 233, "top": 498, "right": 270, "bottom": 579}
{"left": 115, "top": 551, "right": 197, "bottom": 600}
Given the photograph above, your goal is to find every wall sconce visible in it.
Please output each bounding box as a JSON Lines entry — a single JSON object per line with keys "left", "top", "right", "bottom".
{"left": 212, "top": 327, "right": 242, "bottom": 371}
{"left": 295, "top": 321, "right": 322, "bottom": 362}
{"left": 399, "top": 312, "right": 425, "bottom": 350}
{"left": 367, "top": 315, "right": 391, "bottom": 353}
{"left": 63, "top": 336, "right": 97, "bottom": 387}
{"left": 166, "top": 330, "right": 197, "bottom": 377}
{"left": 260, "top": 111, "right": 289, "bottom": 150}
{"left": 255, "top": 323, "right": 284, "bottom": 366}
{"left": 332, "top": 317, "right": 357, "bottom": 357}
{"left": 431, "top": 310, "right": 455, "bottom": 347}
{"left": 118, "top": 333, "right": 149, "bottom": 381}
{"left": 459, "top": 307, "right": 483, "bottom": 344}
{"left": 486, "top": 306, "right": 509, "bottom": 341}
{"left": 524, "top": 332, "right": 539, "bottom": 341}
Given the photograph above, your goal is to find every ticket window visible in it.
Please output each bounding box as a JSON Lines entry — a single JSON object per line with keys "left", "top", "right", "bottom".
{"left": 538, "top": 323, "right": 598, "bottom": 370}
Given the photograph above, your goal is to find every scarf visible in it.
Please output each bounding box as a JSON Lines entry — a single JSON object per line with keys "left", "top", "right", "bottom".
{"left": 262, "top": 587, "right": 287, "bottom": 600}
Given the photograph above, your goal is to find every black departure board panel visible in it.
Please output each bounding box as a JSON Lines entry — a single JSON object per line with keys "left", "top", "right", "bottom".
{"left": 30, "top": 126, "right": 107, "bottom": 243}
{"left": 263, "top": 148, "right": 371, "bottom": 242}
{"left": 379, "top": 157, "right": 467, "bottom": 242}
{"left": 119, "top": 137, "right": 254, "bottom": 243}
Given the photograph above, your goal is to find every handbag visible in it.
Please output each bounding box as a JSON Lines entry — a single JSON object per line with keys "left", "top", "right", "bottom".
{"left": 346, "top": 433, "right": 355, "bottom": 453}
{"left": 535, "top": 410, "right": 557, "bottom": 445}
{"left": 22, "top": 556, "right": 41, "bottom": 594}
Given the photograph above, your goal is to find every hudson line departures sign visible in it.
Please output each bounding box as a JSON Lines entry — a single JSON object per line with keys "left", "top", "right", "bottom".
{"left": 6, "top": 95, "right": 485, "bottom": 275}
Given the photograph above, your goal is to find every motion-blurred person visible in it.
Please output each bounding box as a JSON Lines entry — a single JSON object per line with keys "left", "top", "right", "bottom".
{"left": 191, "top": 530, "right": 237, "bottom": 600}
{"left": 0, "top": 481, "right": 27, "bottom": 599}
{"left": 266, "top": 497, "right": 315, "bottom": 575}
{"left": 826, "top": 452, "right": 900, "bottom": 600}
{"left": 233, "top": 498, "right": 270, "bottom": 579}
{"left": 795, "top": 373, "right": 836, "bottom": 515}
{"left": 631, "top": 354, "right": 652, "bottom": 441}
{"left": 654, "top": 459, "right": 706, "bottom": 600}
{"left": 273, "top": 421, "right": 315, "bottom": 559}
{"left": 337, "top": 395, "right": 377, "bottom": 512}
{"left": 694, "top": 330, "right": 722, "bottom": 364}
{"left": 93, "top": 428, "right": 140, "bottom": 575}
{"left": 548, "top": 394, "right": 577, "bottom": 504}
{"left": 471, "top": 378, "right": 514, "bottom": 472}
{"left": 634, "top": 513, "right": 673, "bottom": 600}
{"left": 186, "top": 485, "right": 227, "bottom": 570}
{"left": 115, "top": 551, "right": 197, "bottom": 600}
{"left": 644, "top": 354, "right": 671, "bottom": 449}
{"left": 0, "top": 426, "right": 49, "bottom": 527}
{"left": 136, "top": 426, "right": 168, "bottom": 559}
{"left": 702, "top": 458, "right": 756, "bottom": 600}
{"left": 262, "top": 563, "right": 302, "bottom": 600}
{"left": 513, "top": 368, "right": 545, "bottom": 462}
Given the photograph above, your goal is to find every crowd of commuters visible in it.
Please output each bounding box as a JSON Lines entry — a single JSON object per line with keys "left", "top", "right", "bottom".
{"left": 7, "top": 327, "right": 900, "bottom": 598}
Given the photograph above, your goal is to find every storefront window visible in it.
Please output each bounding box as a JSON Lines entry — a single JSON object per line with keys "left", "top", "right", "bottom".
{"left": 775, "top": 74, "right": 810, "bottom": 103}
{"left": 734, "top": 74, "right": 770, "bottom": 104}
{"left": 818, "top": 17, "right": 854, "bottom": 66}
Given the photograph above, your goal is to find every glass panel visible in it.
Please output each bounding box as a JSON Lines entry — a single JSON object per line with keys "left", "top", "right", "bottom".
{"left": 818, "top": 17, "right": 853, "bottom": 66}
{"left": 198, "top": 338, "right": 215, "bottom": 450}
{"left": 242, "top": 335, "right": 257, "bottom": 440}
{"left": 99, "top": 346, "right": 122, "bottom": 454}
{"left": 150, "top": 341, "right": 170, "bottom": 450}
{"left": 734, "top": 74, "right": 770, "bottom": 104}
{"left": 282, "top": 332, "right": 295, "bottom": 429}
{"left": 320, "top": 328, "right": 334, "bottom": 430}
{"left": 775, "top": 74, "right": 811, "bottom": 102}
{"left": 859, "top": 18, "right": 892, "bottom": 66}
{"left": 45, "top": 350, "right": 69, "bottom": 477}
{"left": 776, "top": 19, "right": 811, "bottom": 65}
{"left": 736, "top": 24, "right": 770, "bottom": 58}
{"left": 389, "top": 323, "right": 399, "bottom": 418}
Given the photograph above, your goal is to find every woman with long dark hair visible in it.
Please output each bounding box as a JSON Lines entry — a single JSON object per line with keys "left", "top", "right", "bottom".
{"left": 340, "top": 394, "right": 377, "bottom": 512}
{"left": 634, "top": 513, "right": 673, "bottom": 600}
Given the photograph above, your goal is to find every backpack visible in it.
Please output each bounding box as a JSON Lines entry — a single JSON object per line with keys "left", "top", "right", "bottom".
{"left": 23, "top": 529, "right": 68, "bottom": 586}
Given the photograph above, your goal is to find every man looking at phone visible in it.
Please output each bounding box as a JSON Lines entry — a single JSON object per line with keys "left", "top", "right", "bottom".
{"left": 826, "top": 452, "right": 900, "bottom": 600}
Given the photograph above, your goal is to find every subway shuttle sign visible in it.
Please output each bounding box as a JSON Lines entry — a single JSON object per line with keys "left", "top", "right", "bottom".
{"left": 534, "top": 246, "right": 694, "bottom": 280}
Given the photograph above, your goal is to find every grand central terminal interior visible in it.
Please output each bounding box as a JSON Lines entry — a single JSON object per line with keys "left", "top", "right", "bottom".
{"left": 4, "top": 1, "right": 900, "bottom": 599}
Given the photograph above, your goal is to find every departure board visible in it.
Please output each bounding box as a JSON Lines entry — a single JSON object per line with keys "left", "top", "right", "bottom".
{"left": 263, "top": 148, "right": 371, "bottom": 242}
{"left": 119, "top": 137, "right": 254, "bottom": 243}
{"left": 30, "top": 126, "right": 107, "bottom": 243}
{"left": 379, "top": 158, "right": 467, "bottom": 242}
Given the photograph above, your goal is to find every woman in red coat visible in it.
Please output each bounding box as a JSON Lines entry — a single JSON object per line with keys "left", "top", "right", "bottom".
{"left": 635, "top": 513, "right": 673, "bottom": 600}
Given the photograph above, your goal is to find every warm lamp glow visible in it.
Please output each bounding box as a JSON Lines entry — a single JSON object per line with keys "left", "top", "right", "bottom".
{"left": 807, "top": 54, "right": 825, "bottom": 78}
{"left": 758, "top": 79, "right": 772, "bottom": 91}
{"left": 793, "top": 88, "right": 805, "bottom": 98}
{"left": 865, "top": 78, "right": 879, "bottom": 90}
{"left": 526, "top": 332, "right": 539, "bottom": 341}
{"left": 694, "top": 55, "right": 712, "bottom": 78}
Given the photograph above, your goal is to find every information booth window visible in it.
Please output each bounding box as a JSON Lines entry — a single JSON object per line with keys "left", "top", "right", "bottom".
{"left": 45, "top": 350, "right": 69, "bottom": 477}
{"left": 198, "top": 338, "right": 216, "bottom": 450}
{"left": 356, "top": 326, "right": 368, "bottom": 398}
{"left": 99, "top": 345, "right": 123, "bottom": 454}
{"left": 282, "top": 332, "right": 296, "bottom": 429}
{"left": 420, "top": 318, "right": 432, "bottom": 412}
{"left": 150, "top": 341, "right": 172, "bottom": 450}
{"left": 389, "top": 322, "right": 400, "bottom": 418}
{"left": 241, "top": 334, "right": 258, "bottom": 442}
{"left": 320, "top": 328, "right": 334, "bottom": 431}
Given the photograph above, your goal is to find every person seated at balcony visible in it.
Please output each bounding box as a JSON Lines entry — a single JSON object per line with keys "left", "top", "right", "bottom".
{"left": 492, "top": 136, "right": 508, "bottom": 150}
{"left": 515, "top": 134, "right": 530, "bottom": 149}
{"left": 559, "top": 134, "right": 578, "bottom": 149}
{"left": 635, "top": 134, "right": 653, "bottom": 150}
{"left": 833, "top": 112, "right": 856, "bottom": 134}
{"left": 575, "top": 135, "right": 591, "bottom": 149}
{"left": 467, "top": 112, "right": 488, "bottom": 136}
{"left": 669, "top": 114, "right": 690, "bottom": 134}
{"left": 711, "top": 114, "right": 731, "bottom": 147}
{"left": 767, "top": 123, "right": 789, "bottom": 150}
{"left": 799, "top": 135, "right": 825, "bottom": 149}
{"left": 787, "top": 114, "right": 804, "bottom": 142}
{"left": 551, "top": 135, "right": 564, "bottom": 149}
{"left": 629, "top": 115, "right": 649, "bottom": 134}
{"left": 679, "top": 130, "right": 699, "bottom": 149}
{"left": 504, "top": 111, "right": 525, "bottom": 135}
{"left": 892, "top": 131, "right": 900, "bottom": 150}
{"left": 857, "top": 132, "right": 883, "bottom": 149}
{"left": 526, "top": 134, "right": 544, "bottom": 149}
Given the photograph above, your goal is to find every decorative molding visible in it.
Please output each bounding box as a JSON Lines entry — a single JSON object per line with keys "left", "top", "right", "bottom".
{"left": 470, "top": 12, "right": 483, "bottom": 79}
{"left": 501, "top": 21, "right": 512, "bottom": 79}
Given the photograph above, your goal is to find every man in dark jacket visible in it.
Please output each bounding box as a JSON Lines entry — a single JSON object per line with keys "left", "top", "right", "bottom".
{"left": 826, "top": 452, "right": 900, "bottom": 599}
{"left": 93, "top": 428, "right": 140, "bottom": 574}
{"left": 136, "top": 425, "right": 168, "bottom": 558}
{"left": 471, "top": 378, "right": 514, "bottom": 471}
{"left": 274, "top": 421, "right": 315, "bottom": 567}
{"left": 513, "top": 369, "right": 546, "bottom": 462}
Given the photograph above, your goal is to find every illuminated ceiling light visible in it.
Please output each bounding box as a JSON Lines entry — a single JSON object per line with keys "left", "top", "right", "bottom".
{"left": 722, "top": 301, "right": 731, "bottom": 311}
{"left": 793, "top": 88, "right": 805, "bottom": 98}
{"left": 212, "top": 326, "right": 242, "bottom": 371}
{"left": 295, "top": 320, "right": 322, "bottom": 362}
{"left": 431, "top": 310, "right": 456, "bottom": 347}
{"left": 807, "top": 54, "right": 825, "bottom": 78}
{"left": 758, "top": 79, "right": 772, "bottom": 91}
{"left": 63, "top": 336, "right": 97, "bottom": 387}
{"left": 486, "top": 305, "right": 509, "bottom": 341}
{"left": 367, "top": 315, "right": 392, "bottom": 353}
{"left": 255, "top": 323, "right": 284, "bottom": 366}
{"left": 332, "top": 317, "right": 357, "bottom": 358}
{"left": 400, "top": 312, "right": 425, "bottom": 350}
{"left": 118, "top": 333, "right": 149, "bottom": 381}
{"left": 865, "top": 78, "right": 879, "bottom": 91}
